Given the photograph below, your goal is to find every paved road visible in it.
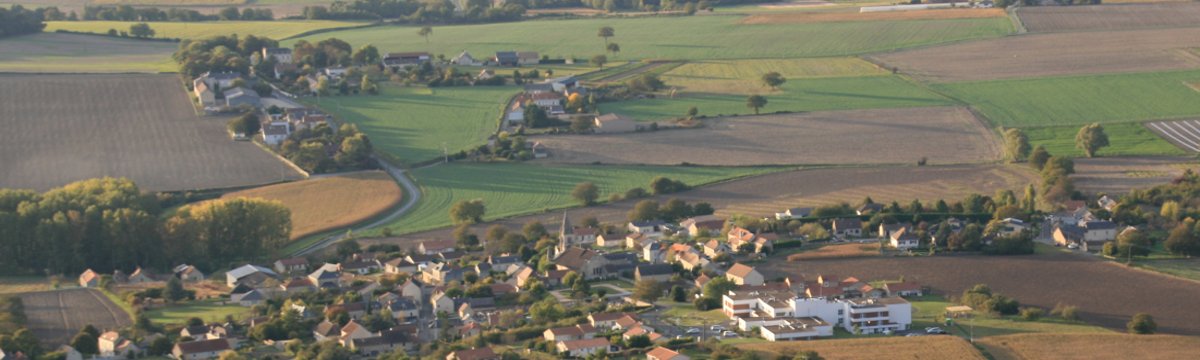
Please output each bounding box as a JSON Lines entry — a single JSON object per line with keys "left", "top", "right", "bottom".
{"left": 290, "top": 158, "right": 425, "bottom": 256}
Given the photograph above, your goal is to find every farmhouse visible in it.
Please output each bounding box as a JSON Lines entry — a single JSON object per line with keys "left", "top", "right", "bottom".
{"left": 593, "top": 113, "right": 638, "bottom": 133}
{"left": 274, "top": 258, "right": 310, "bottom": 274}
{"left": 193, "top": 81, "right": 216, "bottom": 107}
{"left": 262, "top": 122, "right": 291, "bottom": 146}
{"left": 517, "top": 51, "right": 540, "bottom": 65}
{"left": 832, "top": 218, "right": 863, "bottom": 238}
{"left": 452, "top": 51, "right": 480, "bottom": 66}
{"left": 493, "top": 51, "right": 519, "bottom": 67}
{"left": 646, "top": 346, "right": 690, "bottom": 360}
{"left": 726, "top": 263, "right": 764, "bottom": 286}
{"left": 79, "top": 269, "right": 100, "bottom": 288}
{"left": 383, "top": 52, "right": 432, "bottom": 69}
{"left": 261, "top": 47, "right": 293, "bottom": 64}
{"left": 171, "top": 338, "right": 230, "bottom": 360}
{"left": 680, "top": 215, "right": 725, "bottom": 237}
{"left": 195, "top": 71, "right": 242, "bottom": 89}
{"left": 223, "top": 87, "right": 260, "bottom": 108}
{"left": 889, "top": 227, "right": 920, "bottom": 251}
{"left": 556, "top": 338, "right": 611, "bottom": 358}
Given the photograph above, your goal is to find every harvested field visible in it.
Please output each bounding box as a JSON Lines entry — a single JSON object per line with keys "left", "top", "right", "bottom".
{"left": 759, "top": 252, "right": 1200, "bottom": 335}
{"left": 977, "top": 333, "right": 1200, "bottom": 360}
{"left": 0, "top": 74, "right": 303, "bottom": 192}
{"left": 532, "top": 107, "right": 1001, "bottom": 166}
{"left": 786, "top": 243, "right": 880, "bottom": 261}
{"left": 20, "top": 289, "right": 131, "bottom": 346}
{"left": 1146, "top": 119, "right": 1200, "bottom": 152}
{"left": 738, "top": 336, "right": 984, "bottom": 360}
{"left": 660, "top": 58, "right": 885, "bottom": 94}
{"left": 1017, "top": 2, "right": 1200, "bottom": 33}
{"left": 740, "top": 8, "right": 1004, "bottom": 24}
{"left": 0, "top": 33, "right": 175, "bottom": 73}
{"left": 1071, "top": 156, "right": 1192, "bottom": 195}
{"left": 871, "top": 27, "right": 1200, "bottom": 82}
{"left": 220, "top": 171, "right": 403, "bottom": 240}
{"left": 45, "top": 20, "right": 366, "bottom": 40}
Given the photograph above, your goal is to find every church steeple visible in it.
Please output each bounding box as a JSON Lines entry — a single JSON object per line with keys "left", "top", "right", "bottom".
{"left": 555, "top": 212, "right": 571, "bottom": 259}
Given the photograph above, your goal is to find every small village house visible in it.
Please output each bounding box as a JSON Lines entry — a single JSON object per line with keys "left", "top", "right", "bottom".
{"left": 725, "top": 263, "right": 764, "bottom": 286}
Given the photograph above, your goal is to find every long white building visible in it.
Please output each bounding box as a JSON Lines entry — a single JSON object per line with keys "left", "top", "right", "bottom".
{"left": 722, "top": 290, "right": 912, "bottom": 339}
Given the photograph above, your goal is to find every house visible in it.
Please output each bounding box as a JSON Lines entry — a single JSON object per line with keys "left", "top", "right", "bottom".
{"left": 517, "top": 51, "right": 539, "bottom": 65}
{"left": 226, "top": 264, "right": 278, "bottom": 287}
{"left": 1055, "top": 222, "right": 1117, "bottom": 251}
{"left": 262, "top": 122, "right": 290, "bottom": 146}
{"left": 884, "top": 282, "right": 924, "bottom": 297}
{"left": 505, "top": 96, "right": 525, "bottom": 126}
{"left": 99, "top": 331, "right": 140, "bottom": 358}
{"left": 628, "top": 220, "right": 669, "bottom": 237}
{"left": 313, "top": 320, "right": 340, "bottom": 341}
{"left": 554, "top": 247, "right": 612, "bottom": 279}
{"left": 642, "top": 242, "right": 664, "bottom": 263}
{"left": 79, "top": 269, "right": 100, "bottom": 288}
{"left": 878, "top": 223, "right": 913, "bottom": 240}
{"left": 281, "top": 277, "right": 316, "bottom": 295}
{"left": 458, "top": 297, "right": 496, "bottom": 320}
{"left": 622, "top": 325, "right": 662, "bottom": 343}
{"left": 775, "top": 207, "right": 813, "bottom": 220}
{"left": 446, "top": 347, "right": 499, "bottom": 360}
{"left": 384, "top": 257, "right": 419, "bottom": 275}
{"left": 590, "top": 312, "right": 636, "bottom": 329}
{"left": 677, "top": 251, "right": 712, "bottom": 272}
{"left": 856, "top": 203, "right": 883, "bottom": 215}
{"left": 494, "top": 51, "right": 519, "bottom": 66}
{"left": 262, "top": 47, "right": 293, "bottom": 64}
{"left": 422, "top": 262, "right": 467, "bottom": 285}
{"left": 702, "top": 239, "right": 731, "bottom": 258}
{"left": 127, "top": 267, "right": 159, "bottom": 284}
{"left": 728, "top": 227, "right": 774, "bottom": 253}
{"left": 451, "top": 51, "right": 479, "bottom": 65}
{"left": 635, "top": 264, "right": 674, "bottom": 283}
{"left": 342, "top": 259, "right": 381, "bottom": 275}
{"left": 419, "top": 240, "right": 456, "bottom": 255}
{"left": 832, "top": 218, "right": 863, "bottom": 238}
{"left": 544, "top": 324, "right": 597, "bottom": 342}
{"left": 223, "top": 87, "right": 260, "bottom": 108}
{"left": 383, "top": 52, "right": 432, "bottom": 69}
{"left": 1081, "top": 221, "right": 1119, "bottom": 242}
{"left": 399, "top": 278, "right": 423, "bottom": 304}
{"left": 231, "top": 288, "right": 267, "bottom": 306}
{"left": 531, "top": 92, "right": 561, "bottom": 107}
{"left": 680, "top": 215, "right": 725, "bottom": 238}
{"left": 596, "top": 232, "right": 624, "bottom": 248}
{"left": 996, "top": 218, "right": 1029, "bottom": 236}
{"left": 274, "top": 258, "right": 309, "bottom": 274}
{"left": 194, "top": 81, "right": 216, "bottom": 107}
{"left": 171, "top": 339, "right": 229, "bottom": 360}
{"left": 476, "top": 69, "right": 495, "bottom": 81}
{"left": 349, "top": 328, "right": 411, "bottom": 356}
{"left": 524, "top": 82, "right": 555, "bottom": 94}
{"left": 624, "top": 233, "right": 654, "bottom": 251}
{"left": 695, "top": 274, "right": 711, "bottom": 289}
{"left": 647, "top": 346, "right": 690, "bottom": 360}
{"left": 725, "top": 263, "right": 764, "bottom": 286}
{"left": 309, "top": 263, "right": 342, "bottom": 288}
{"left": 338, "top": 319, "right": 374, "bottom": 345}
{"left": 273, "top": 62, "right": 298, "bottom": 79}
{"left": 889, "top": 228, "right": 919, "bottom": 251}
{"left": 285, "top": 108, "right": 329, "bottom": 131}
{"left": 556, "top": 338, "right": 611, "bottom": 358}
{"left": 1098, "top": 195, "right": 1118, "bottom": 211}
{"left": 196, "top": 71, "right": 242, "bottom": 89}
{"left": 593, "top": 113, "right": 638, "bottom": 133}
{"left": 174, "top": 265, "right": 205, "bottom": 282}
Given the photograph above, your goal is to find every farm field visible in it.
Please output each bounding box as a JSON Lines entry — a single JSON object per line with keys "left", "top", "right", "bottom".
{"left": 531, "top": 107, "right": 1001, "bottom": 166}
{"left": 601, "top": 75, "right": 953, "bottom": 120}
{"left": 739, "top": 7, "right": 1005, "bottom": 24}
{"left": 0, "top": 74, "right": 303, "bottom": 192}
{"left": 0, "top": 33, "right": 175, "bottom": 73}
{"left": 0, "top": 277, "right": 51, "bottom": 295}
{"left": 908, "top": 295, "right": 1112, "bottom": 338}
{"left": 872, "top": 27, "right": 1200, "bottom": 82}
{"left": 363, "top": 164, "right": 1037, "bottom": 249}
{"left": 1024, "top": 123, "right": 1188, "bottom": 158}
{"left": 20, "top": 289, "right": 131, "bottom": 346}
{"left": 302, "top": 85, "right": 517, "bottom": 165}
{"left": 934, "top": 69, "right": 1200, "bottom": 127}
{"left": 977, "top": 333, "right": 1200, "bottom": 360}
{"left": 143, "top": 299, "right": 249, "bottom": 325}
{"left": 1145, "top": 119, "right": 1200, "bottom": 153}
{"left": 737, "top": 336, "right": 985, "bottom": 360}
{"left": 759, "top": 252, "right": 1200, "bottom": 335}
{"left": 658, "top": 58, "right": 886, "bottom": 94}
{"left": 785, "top": 243, "right": 881, "bottom": 261}
{"left": 288, "top": 15, "right": 1013, "bottom": 60}
{"left": 220, "top": 171, "right": 402, "bottom": 240}
{"left": 1016, "top": 2, "right": 1200, "bottom": 33}
{"left": 1132, "top": 258, "right": 1200, "bottom": 282}
{"left": 45, "top": 20, "right": 367, "bottom": 40}
{"left": 1071, "top": 156, "right": 1191, "bottom": 195}
{"left": 373, "top": 163, "right": 780, "bottom": 235}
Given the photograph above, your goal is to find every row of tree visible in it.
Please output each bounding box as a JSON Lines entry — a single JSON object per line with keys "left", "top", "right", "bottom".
{"left": 175, "top": 34, "right": 279, "bottom": 78}
{"left": 302, "top": 0, "right": 525, "bottom": 23}
{"left": 0, "top": 5, "right": 46, "bottom": 39}
{"left": 81, "top": 5, "right": 272, "bottom": 22}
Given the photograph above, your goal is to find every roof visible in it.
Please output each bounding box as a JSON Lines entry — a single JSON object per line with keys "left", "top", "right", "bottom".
{"left": 314, "top": 320, "right": 340, "bottom": 337}
{"left": 80, "top": 269, "right": 98, "bottom": 282}
{"left": 1084, "top": 220, "right": 1118, "bottom": 230}
{"left": 726, "top": 263, "right": 757, "bottom": 278}
{"left": 100, "top": 331, "right": 121, "bottom": 341}
{"left": 384, "top": 52, "right": 431, "bottom": 58}
{"left": 517, "top": 51, "right": 539, "bottom": 58}
{"left": 263, "top": 47, "right": 291, "bottom": 55}
{"left": 421, "top": 239, "right": 456, "bottom": 251}
{"left": 548, "top": 324, "right": 596, "bottom": 337}
{"left": 647, "top": 346, "right": 684, "bottom": 359}
{"left": 450, "top": 347, "right": 497, "bottom": 360}
{"left": 591, "top": 312, "right": 633, "bottom": 322}
{"left": 554, "top": 247, "right": 597, "bottom": 270}
{"left": 264, "top": 123, "right": 290, "bottom": 136}
{"left": 174, "top": 339, "right": 230, "bottom": 354}
{"left": 228, "top": 264, "right": 277, "bottom": 281}
{"left": 636, "top": 264, "right": 674, "bottom": 277}
{"left": 223, "top": 87, "right": 259, "bottom": 99}
{"left": 595, "top": 113, "right": 634, "bottom": 124}
{"left": 559, "top": 337, "right": 610, "bottom": 351}
{"left": 833, "top": 217, "right": 862, "bottom": 229}
{"left": 886, "top": 281, "right": 921, "bottom": 292}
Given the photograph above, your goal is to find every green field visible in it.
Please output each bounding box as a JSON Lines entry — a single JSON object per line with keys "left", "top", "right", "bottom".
{"left": 600, "top": 75, "right": 952, "bottom": 120}
{"left": 936, "top": 69, "right": 1200, "bottom": 127}
{"left": 1132, "top": 258, "right": 1200, "bottom": 282}
{"left": 910, "top": 295, "right": 1111, "bottom": 338}
{"left": 144, "top": 299, "right": 250, "bottom": 325}
{"left": 375, "top": 163, "right": 783, "bottom": 234}
{"left": 662, "top": 58, "right": 886, "bottom": 94}
{"left": 288, "top": 16, "right": 1012, "bottom": 61}
{"left": 1024, "top": 123, "right": 1188, "bottom": 158}
{"left": 0, "top": 32, "right": 175, "bottom": 73}
{"left": 45, "top": 20, "right": 368, "bottom": 40}
{"left": 303, "top": 85, "right": 517, "bottom": 165}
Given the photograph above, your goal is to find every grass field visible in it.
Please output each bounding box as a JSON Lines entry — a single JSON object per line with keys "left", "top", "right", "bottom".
{"left": 303, "top": 85, "right": 517, "bottom": 165}
{"left": 144, "top": 299, "right": 249, "bottom": 325}
{"left": 288, "top": 15, "right": 1012, "bottom": 60}
{"left": 220, "top": 171, "right": 403, "bottom": 241}
{"left": 739, "top": 8, "right": 1006, "bottom": 24}
{"left": 0, "top": 277, "right": 51, "bottom": 295}
{"left": 0, "top": 33, "right": 175, "bottom": 73}
{"left": 374, "top": 163, "right": 780, "bottom": 235}
{"left": 785, "top": 242, "right": 881, "bottom": 261}
{"left": 936, "top": 69, "right": 1200, "bottom": 127}
{"left": 1132, "top": 258, "right": 1200, "bottom": 282}
{"left": 601, "top": 75, "right": 952, "bottom": 120}
{"left": 660, "top": 58, "right": 886, "bottom": 94}
{"left": 1024, "top": 123, "right": 1189, "bottom": 158}
{"left": 45, "top": 20, "right": 367, "bottom": 40}
{"left": 738, "top": 336, "right": 986, "bottom": 360}
{"left": 909, "top": 295, "right": 1111, "bottom": 338}
{"left": 977, "top": 333, "right": 1200, "bottom": 360}
{"left": 660, "top": 303, "right": 729, "bottom": 327}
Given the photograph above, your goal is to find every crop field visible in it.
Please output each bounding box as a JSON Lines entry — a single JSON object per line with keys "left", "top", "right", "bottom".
{"left": 288, "top": 15, "right": 1012, "bottom": 61}
{"left": 1017, "top": 2, "right": 1200, "bottom": 33}
{"left": 760, "top": 252, "right": 1200, "bottom": 335}
{"left": 20, "top": 289, "right": 131, "bottom": 346}
{"left": 1024, "top": 123, "right": 1188, "bottom": 158}
{"left": 1071, "top": 156, "right": 1192, "bottom": 195}
{"left": 738, "top": 336, "right": 985, "bottom": 360}
{"left": 600, "top": 75, "right": 953, "bottom": 121}
{"left": 303, "top": 85, "right": 517, "bottom": 165}
{"left": 0, "top": 277, "right": 51, "bottom": 295}
{"left": 785, "top": 243, "right": 881, "bottom": 261}
{"left": 1145, "top": 119, "right": 1200, "bottom": 153}
{"left": 658, "top": 58, "right": 886, "bottom": 94}
{"left": 0, "top": 74, "right": 302, "bottom": 192}
{"left": 934, "top": 70, "right": 1200, "bottom": 127}
{"left": 45, "top": 20, "right": 367, "bottom": 40}
{"left": 531, "top": 107, "right": 1001, "bottom": 166}
{"left": 872, "top": 27, "right": 1200, "bottom": 82}
{"left": 739, "top": 8, "right": 1005, "bottom": 24}
{"left": 1132, "top": 258, "right": 1200, "bottom": 282}
{"left": 0, "top": 33, "right": 175, "bottom": 73}
{"left": 373, "top": 163, "right": 779, "bottom": 235}
{"left": 978, "top": 333, "right": 1200, "bottom": 360}
{"left": 220, "top": 171, "right": 402, "bottom": 240}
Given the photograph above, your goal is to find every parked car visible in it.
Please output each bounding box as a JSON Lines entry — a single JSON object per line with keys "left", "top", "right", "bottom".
{"left": 710, "top": 325, "right": 725, "bottom": 331}
{"left": 686, "top": 328, "right": 701, "bottom": 334}
{"left": 926, "top": 327, "right": 948, "bottom": 334}
{"left": 722, "top": 331, "right": 738, "bottom": 338}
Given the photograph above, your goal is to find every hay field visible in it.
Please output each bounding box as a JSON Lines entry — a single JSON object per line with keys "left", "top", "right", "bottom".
{"left": 20, "top": 289, "right": 131, "bottom": 346}
{"left": 1017, "top": 2, "right": 1200, "bottom": 33}
{"left": 660, "top": 58, "right": 886, "bottom": 94}
{"left": 0, "top": 74, "right": 302, "bottom": 192}
{"left": 738, "top": 336, "right": 985, "bottom": 360}
{"left": 1071, "top": 156, "right": 1192, "bottom": 195}
{"left": 0, "top": 33, "right": 175, "bottom": 73}
{"left": 871, "top": 27, "right": 1200, "bottom": 82}
{"left": 1025, "top": 123, "right": 1187, "bottom": 158}
{"left": 532, "top": 107, "right": 1001, "bottom": 166}
{"left": 740, "top": 8, "right": 1004, "bottom": 24}
{"left": 220, "top": 171, "right": 403, "bottom": 240}
{"left": 45, "top": 20, "right": 366, "bottom": 40}
{"left": 978, "top": 333, "right": 1200, "bottom": 360}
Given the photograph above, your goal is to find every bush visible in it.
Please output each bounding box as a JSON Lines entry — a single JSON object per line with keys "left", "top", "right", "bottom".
{"left": 1019, "top": 307, "right": 1044, "bottom": 321}
{"left": 1050, "top": 303, "right": 1079, "bottom": 321}
{"left": 1128, "top": 313, "right": 1157, "bottom": 334}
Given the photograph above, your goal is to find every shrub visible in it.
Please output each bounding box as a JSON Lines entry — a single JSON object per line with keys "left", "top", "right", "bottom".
{"left": 1128, "top": 313, "right": 1157, "bottom": 334}
{"left": 1019, "top": 307, "right": 1044, "bottom": 321}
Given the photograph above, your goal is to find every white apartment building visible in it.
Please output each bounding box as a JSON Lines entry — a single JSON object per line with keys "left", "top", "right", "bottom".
{"left": 722, "top": 290, "right": 912, "bottom": 339}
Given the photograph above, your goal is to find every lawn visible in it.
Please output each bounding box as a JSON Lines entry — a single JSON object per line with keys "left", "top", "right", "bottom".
{"left": 660, "top": 58, "right": 887, "bottom": 94}
{"left": 1024, "top": 123, "right": 1188, "bottom": 158}
{"left": 219, "top": 171, "right": 403, "bottom": 241}
{"left": 600, "top": 75, "right": 952, "bottom": 121}
{"left": 935, "top": 69, "right": 1200, "bottom": 127}
{"left": 374, "top": 162, "right": 782, "bottom": 234}
{"left": 909, "top": 295, "right": 1111, "bottom": 338}
{"left": 144, "top": 299, "right": 250, "bottom": 325}
{"left": 45, "top": 20, "right": 368, "bottom": 40}
{"left": 302, "top": 85, "right": 518, "bottom": 164}
{"left": 0, "top": 32, "right": 176, "bottom": 73}
{"left": 287, "top": 15, "right": 1012, "bottom": 61}
{"left": 660, "top": 303, "right": 730, "bottom": 327}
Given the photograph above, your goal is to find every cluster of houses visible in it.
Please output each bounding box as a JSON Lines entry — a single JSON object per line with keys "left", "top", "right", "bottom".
{"left": 192, "top": 71, "right": 261, "bottom": 111}
{"left": 1050, "top": 200, "right": 1121, "bottom": 252}
{"left": 504, "top": 76, "right": 582, "bottom": 125}
{"left": 79, "top": 264, "right": 206, "bottom": 288}
{"left": 450, "top": 50, "right": 543, "bottom": 68}
{"left": 259, "top": 107, "right": 330, "bottom": 145}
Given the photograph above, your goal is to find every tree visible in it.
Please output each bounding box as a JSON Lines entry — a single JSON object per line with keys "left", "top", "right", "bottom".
{"left": 530, "top": 298, "right": 565, "bottom": 323}
{"left": 1075, "top": 123, "right": 1109, "bottom": 157}
{"left": 686, "top": 106, "right": 699, "bottom": 120}
{"left": 449, "top": 199, "right": 486, "bottom": 224}
{"left": 572, "top": 182, "right": 600, "bottom": 206}
{"left": 746, "top": 95, "right": 767, "bottom": 115}
{"left": 164, "top": 277, "right": 188, "bottom": 302}
{"left": 336, "top": 238, "right": 360, "bottom": 258}
{"left": 761, "top": 72, "right": 786, "bottom": 90}
{"left": 523, "top": 220, "right": 547, "bottom": 240}
{"left": 794, "top": 351, "right": 824, "bottom": 360}
{"left": 1029, "top": 145, "right": 1050, "bottom": 170}
{"left": 218, "top": 351, "right": 248, "bottom": 360}
{"left": 632, "top": 279, "right": 662, "bottom": 302}
{"left": 1165, "top": 223, "right": 1200, "bottom": 256}
{"left": 606, "top": 42, "right": 621, "bottom": 57}
{"left": 671, "top": 285, "right": 687, "bottom": 302}
{"left": 1128, "top": 313, "right": 1157, "bottom": 334}
{"left": 351, "top": 44, "right": 379, "bottom": 65}
{"left": 359, "top": 75, "right": 377, "bottom": 95}
{"left": 628, "top": 200, "right": 660, "bottom": 222}
{"left": 453, "top": 224, "right": 479, "bottom": 247}
{"left": 1003, "top": 128, "right": 1031, "bottom": 162}
{"left": 417, "top": 26, "right": 432, "bottom": 44}
{"left": 70, "top": 332, "right": 98, "bottom": 355}
{"left": 570, "top": 117, "right": 592, "bottom": 132}
{"left": 129, "top": 22, "right": 154, "bottom": 38}
{"left": 226, "top": 112, "right": 261, "bottom": 136}
{"left": 597, "top": 26, "right": 614, "bottom": 45}
{"left": 590, "top": 54, "right": 608, "bottom": 70}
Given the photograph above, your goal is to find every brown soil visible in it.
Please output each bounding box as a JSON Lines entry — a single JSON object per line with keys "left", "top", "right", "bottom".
{"left": 740, "top": 8, "right": 1004, "bottom": 25}
{"left": 740, "top": 335, "right": 986, "bottom": 360}
{"left": 20, "top": 289, "right": 132, "bottom": 346}
{"left": 977, "top": 333, "right": 1200, "bottom": 360}
{"left": 221, "top": 171, "right": 403, "bottom": 240}
{"left": 1071, "top": 156, "right": 1192, "bottom": 195}
{"left": 1018, "top": 2, "right": 1200, "bottom": 33}
{"left": 786, "top": 243, "right": 881, "bottom": 261}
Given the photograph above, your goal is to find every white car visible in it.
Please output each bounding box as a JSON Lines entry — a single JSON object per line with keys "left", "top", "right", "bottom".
{"left": 1067, "top": 243, "right": 1079, "bottom": 249}
{"left": 722, "top": 331, "right": 738, "bottom": 338}
{"left": 710, "top": 325, "right": 725, "bottom": 331}
{"left": 686, "top": 328, "right": 701, "bottom": 334}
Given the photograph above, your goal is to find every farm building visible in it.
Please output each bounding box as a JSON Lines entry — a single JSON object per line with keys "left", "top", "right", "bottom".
{"left": 174, "top": 264, "right": 206, "bottom": 282}
{"left": 832, "top": 218, "right": 863, "bottom": 238}
{"left": 262, "top": 47, "right": 293, "bottom": 64}
{"left": 593, "top": 114, "right": 638, "bottom": 133}
{"left": 171, "top": 338, "right": 230, "bottom": 360}
{"left": 494, "top": 51, "right": 519, "bottom": 66}
{"left": 195, "top": 71, "right": 242, "bottom": 89}
{"left": 223, "top": 87, "right": 261, "bottom": 108}
{"left": 193, "top": 81, "right": 216, "bottom": 107}
{"left": 517, "top": 51, "right": 540, "bottom": 65}
{"left": 79, "top": 269, "right": 100, "bottom": 288}
{"left": 452, "top": 51, "right": 480, "bottom": 66}
{"left": 383, "top": 52, "right": 432, "bottom": 69}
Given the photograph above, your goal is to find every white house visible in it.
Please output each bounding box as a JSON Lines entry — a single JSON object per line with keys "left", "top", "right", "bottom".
{"left": 452, "top": 51, "right": 480, "bottom": 66}
{"left": 262, "top": 47, "right": 293, "bottom": 64}
{"left": 262, "top": 121, "right": 291, "bottom": 146}
{"left": 556, "top": 338, "right": 610, "bottom": 358}
{"left": 889, "top": 228, "right": 919, "bottom": 251}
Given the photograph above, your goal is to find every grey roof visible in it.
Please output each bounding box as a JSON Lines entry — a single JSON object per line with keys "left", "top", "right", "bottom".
{"left": 1084, "top": 221, "right": 1118, "bottom": 230}
{"left": 223, "top": 87, "right": 259, "bottom": 99}
{"left": 228, "top": 264, "right": 277, "bottom": 281}
{"left": 264, "top": 123, "right": 289, "bottom": 136}
{"left": 263, "top": 47, "right": 292, "bottom": 55}
{"left": 488, "top": 255, "right": 519, "bottom": 265}
{"left": 204, "top": 71, "right": 241, "bottom": 80}
{"left": 524, "top": 83, "right": 555, "bottom": 93}
{"left": 636, "top": 264, "right": 674, "bottom": 276}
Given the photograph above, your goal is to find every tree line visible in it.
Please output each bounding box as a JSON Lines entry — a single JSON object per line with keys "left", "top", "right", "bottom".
{"left": 0, "top": 5, "right": 46, "bottom": 39}
{"left": 302, "top": 0, "right": 525, "bottom": 23}
{"left": 175, "top": 34, "right": 279, "bottom": 78}
{"left": 0, "top": 178, "right": 290, "bottom": 275}
{"left": 80, "top": 5, "right": 273, "bottom": 22}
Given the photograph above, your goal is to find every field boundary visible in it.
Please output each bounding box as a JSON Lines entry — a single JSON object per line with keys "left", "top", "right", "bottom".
{"left": 1007, "top": 5, "right": 1028, "bottom": 34}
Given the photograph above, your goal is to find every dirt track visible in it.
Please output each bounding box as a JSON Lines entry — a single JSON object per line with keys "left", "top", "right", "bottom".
{"left": 530, "top": 107, "right": 1001, "bottom": 166}
{"left": 1018, "top": 2, "right": 1200, "bottom": 33}
{"left": 20, "top": 289, "right": 131, "bottom": 346}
